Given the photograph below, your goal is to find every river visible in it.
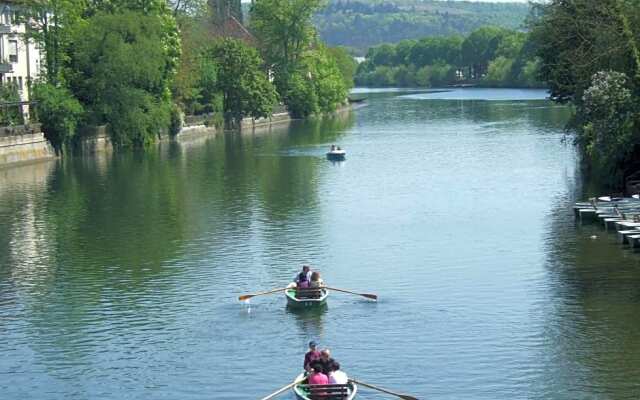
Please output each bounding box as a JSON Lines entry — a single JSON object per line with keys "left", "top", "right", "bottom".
{"left": 2, "top": 88, "right": 640, "bottom": 399}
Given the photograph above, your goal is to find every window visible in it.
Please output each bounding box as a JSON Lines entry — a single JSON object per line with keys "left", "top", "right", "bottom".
{"left": 8, "top": 39, "right": 17, "bottom": 63}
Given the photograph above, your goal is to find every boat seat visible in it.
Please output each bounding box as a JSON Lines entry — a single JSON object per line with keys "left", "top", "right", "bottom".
{"left": 300, "top": 383, "right": 350, "bottom": 399}
{"left": 295, "top": 287, "right": 324, "bottom": 299}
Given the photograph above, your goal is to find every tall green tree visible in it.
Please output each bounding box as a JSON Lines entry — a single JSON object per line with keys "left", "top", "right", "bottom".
{"left": 208, "top": 38, "right": 277, "bottom": 125}
{"left": 68, "top": 11, "right": 180, "bottom": 146}
{"left": 461, "top": 26, "right": 505, "bottom": 79}
{"left": 531, "top": 0, "right": 640, "bottom": 186}
{"left": 23, "top": 0, "right": 87, "bottom": 85}
{"left": 326, "top": 47, "right": 358, "bottom": 89}
{"left": 250, "top": 0, "right": 322, "bottom": 88}
{"left": 530, "top": 0, "right": 640, "bottom": 103}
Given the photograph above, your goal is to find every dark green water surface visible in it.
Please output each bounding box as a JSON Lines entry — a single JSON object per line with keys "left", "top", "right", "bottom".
{"left": 2, "top": 88, "right": 640, "bottom": 399}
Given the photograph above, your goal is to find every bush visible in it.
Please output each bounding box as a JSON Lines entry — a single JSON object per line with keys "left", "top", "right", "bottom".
{"left": 32, "top": 82, "right": 84, "bottom": 152}
{"left": 285, "top": 72, "right": 319, "bottom": 118}
{"left": 579, "top": 71, "right": 637, "bottom": 184}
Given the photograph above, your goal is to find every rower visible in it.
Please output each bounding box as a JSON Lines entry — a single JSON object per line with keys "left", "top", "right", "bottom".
{"left": 304, "top": 341, "right": 321, "bottom": 371}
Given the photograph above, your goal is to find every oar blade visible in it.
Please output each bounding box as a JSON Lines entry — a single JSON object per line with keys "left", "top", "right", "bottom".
{"left": 238, "top": 294, "right": 252, "bottom": 301}
{"left": 363, "top": 293, "right": 378, "bottom": 301}
{"left": 399, "top": 395, "right": 419, "bottom": 400}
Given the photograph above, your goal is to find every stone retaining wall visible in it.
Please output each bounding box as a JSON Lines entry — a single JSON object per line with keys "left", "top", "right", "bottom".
{"left": 0, "top": 124, "right": 56, "bottom": 167}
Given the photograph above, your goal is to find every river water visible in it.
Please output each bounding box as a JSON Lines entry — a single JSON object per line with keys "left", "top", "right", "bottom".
{"left": 2, "top": 88, "right": 640, "bottom": 399}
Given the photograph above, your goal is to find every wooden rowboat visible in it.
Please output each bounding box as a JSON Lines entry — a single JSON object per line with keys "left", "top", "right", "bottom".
{"left": 285, "top": 284, "right": 329, "bottom": 309}
{"left": 293, "top": 373, "right": 357, "bottom": 400}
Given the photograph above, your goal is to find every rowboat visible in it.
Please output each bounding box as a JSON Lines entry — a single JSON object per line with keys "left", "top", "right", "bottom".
{"left": 293, "top": 373, "right": 357, "bottom": 400}
{"left": 285, "top": 283, "right": 329, "bottom": 309}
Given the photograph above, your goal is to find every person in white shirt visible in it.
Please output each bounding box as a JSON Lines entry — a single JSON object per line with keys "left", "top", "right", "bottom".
{"left": 328, "top": 361, "right": 348, "bottom": 385}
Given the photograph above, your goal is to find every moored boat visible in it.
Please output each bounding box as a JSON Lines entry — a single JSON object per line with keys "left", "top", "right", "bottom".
{"left": 285, "top": 283, "right": 329, "bottom": 309}
{"left": 293, "top": 373, "right": 357, "bottom": 400}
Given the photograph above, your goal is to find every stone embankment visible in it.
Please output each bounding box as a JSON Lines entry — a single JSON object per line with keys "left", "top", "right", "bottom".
{"left": 0, "top": 124, "right": 56, "bottom": 167}
{"left": 0, "top": 104, "right": 351, "bottom": 166}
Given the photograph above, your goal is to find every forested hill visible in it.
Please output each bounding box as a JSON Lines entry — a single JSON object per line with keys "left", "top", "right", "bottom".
{"left": 314, "top": 0, "right": 530, "bottom": 53}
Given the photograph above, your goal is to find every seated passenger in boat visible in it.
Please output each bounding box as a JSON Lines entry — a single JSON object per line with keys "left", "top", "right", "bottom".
{"left": 308, "top": 361, "right": 329, "bottom": 385}
{"left": 328, "top": 361, "right": 348, "bottom": 385}
{"left": 319, "top": 349, "right": 335, "bottom": 373}
{"left": 304, "top": 341, "right": 321, "bottom": 371}
{"left": 330, "top": 145, "right": 336, "bottom": 151}
{"left": 309, "top": 272, "right": 325, "bottom": 288}
{"left": 295, "top": 265, "right": 312, "bottom": 285}
{"left": 297, "top": 275, "right": 310, "bottom": 288}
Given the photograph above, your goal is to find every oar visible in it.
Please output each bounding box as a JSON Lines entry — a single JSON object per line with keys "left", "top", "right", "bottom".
{"left": 238, "top": 287, "right": 288, "bottom": 301}
{"left": 350, "top": 378, "right": 419, "bottom": 400}
{"left": 324, "top": 287, "right": 377, "bottom": 301}
{"left": 259, "top": 376, "right": 305, "bottom": 400}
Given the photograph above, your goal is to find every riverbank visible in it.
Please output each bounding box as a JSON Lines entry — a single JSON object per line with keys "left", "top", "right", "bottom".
{"left": 0, "top": 105, "right": 353, "bottom": 168}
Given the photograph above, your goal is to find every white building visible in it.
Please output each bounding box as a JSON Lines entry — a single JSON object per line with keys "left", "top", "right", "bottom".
{"left": 0, "top": 0, "right": 42, "bottom": 121}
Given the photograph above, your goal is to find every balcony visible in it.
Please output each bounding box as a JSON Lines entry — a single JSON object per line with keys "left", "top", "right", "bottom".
{"left": 0, "top": 63, "right": 12, "bottom": 73}
{"left": 0, "top": 24, "right": 10, "bottom": 34}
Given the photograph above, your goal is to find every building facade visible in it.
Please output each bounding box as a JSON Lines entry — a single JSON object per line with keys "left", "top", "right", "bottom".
{"left": 0, "top": 0, "right": 42, "bottom": 120}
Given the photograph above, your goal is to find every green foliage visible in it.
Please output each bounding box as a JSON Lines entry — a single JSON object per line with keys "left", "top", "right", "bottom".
{"left": 461, "top": 26, "right": 505, "bottom": 78}
{"left": 173, "top": 17, "right": 222, "bottom": 116}
{"left": 355, "top": 27, "right": 540, "bottom": 88}
{"left": 285, "top": 47, "right": 348, "bottom": 118}
{"left": 580, "top": 71, "right": 637, "bottom": 183}
{"left": 250, "top": 0, "right": 323, "bottom": 84}
{"left": 326, "top": 46, "right": 358, "bottom": 88}
{"left": 32, "top": 82, "right": 84, "bottom": 151}
{"left": 485, "top": 56, "right": 513, "bottom": 87}
{"left": 208, "top": 38, "right": 278, "bottom": 124}
{"left": 285, "top": 72, "right": 319, "bottom": 118}
{"left": 22, "top": 0, "right": 87, "bottom": 84}
{"left": 315, "top": 0, "right": 531, "bottom": 53}
{"left": 69, "top": 11, "right": 179, "bottom": 146}
{"left": 530, "top": 0, "right": 640, "bottom": 104}
{"left": 531, "top": 0, "right": 640, "bottom": 187}
{"left": 0, "top": 83, "right": 23, "bottom": 126}
{"left": 251, "top": 0, "right": 348, "bottom": 116}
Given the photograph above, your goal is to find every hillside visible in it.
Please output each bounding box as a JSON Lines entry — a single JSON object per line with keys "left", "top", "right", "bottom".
{"left": 314, "top": 0, "right": 531, "bottom": 53}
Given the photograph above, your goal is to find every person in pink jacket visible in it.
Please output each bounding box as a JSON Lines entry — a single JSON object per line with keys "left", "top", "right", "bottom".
{"left": 307, "top": 362, "right": 329, "bottom": 385}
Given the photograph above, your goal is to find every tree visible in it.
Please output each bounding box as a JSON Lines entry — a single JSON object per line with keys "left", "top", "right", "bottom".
{"left": 326, "top": 47, "right": 358, "bottom": 89}
{"left": 208, "top": 38, "right": 277, "bottom": 125}
{"left": 68, "top": 11, "right": 180, "bottom": 146}
{"left": 530, "top": 0, "right": 640, "bottom": 103}
{"left": 580, "top": 71, "right": 637, "bottom": 182}
{"left": 461, "top": 26, "right": 505, "bottom": 79}
{"left": 284, "top": 47, "right": 347, "bottom": 117}
{"left": 530, "top": 0, "right": 640, "bottom": 186}
{"left": 32, "top": 82, "right": 84, "bottom": 152}
{"left": 250, "top": 0, "right": 323, "bottom": 88}
{"left": 22, "top": 0, "right": 87, "bottom": 85}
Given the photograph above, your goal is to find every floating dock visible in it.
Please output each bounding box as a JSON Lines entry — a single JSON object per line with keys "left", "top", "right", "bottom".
{"left": 574, "top": 195, "right": 640, "bottom": 247}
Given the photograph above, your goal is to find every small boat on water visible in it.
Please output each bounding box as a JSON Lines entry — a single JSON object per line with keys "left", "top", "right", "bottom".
{"left": 293, "top": 373, "right": 357, "bottom": 400}
{"left": 285, "top": 283, "right": 329, "bottom": 309}
{"left": 326, "top": 146, "right": 346, "bottom": 160}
